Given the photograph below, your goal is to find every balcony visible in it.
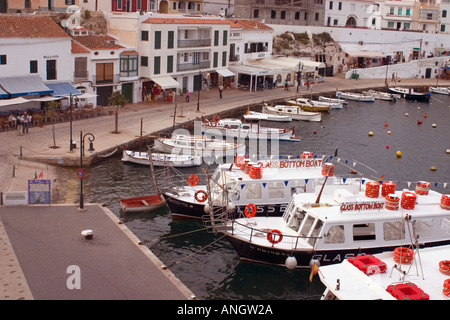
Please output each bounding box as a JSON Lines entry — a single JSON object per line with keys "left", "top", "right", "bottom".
{"left": 177, "top": 61, "right": 210, "bottom": 72}
{"left": 177, "top": 39, "right": 212, "bottom": 48}
{"left": 93, "top": 74, "right": 120, "bottom": 85}
{"left": 73, "top": 70, "right": 89, "bottom": 81}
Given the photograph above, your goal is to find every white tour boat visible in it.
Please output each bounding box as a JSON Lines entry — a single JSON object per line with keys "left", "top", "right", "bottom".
{"left": 336, "top": 91, "right": 375, "bottom": 102}
{"left": 286, "top": 98, "right": 332, "bottom": 112}
{"left": 362, "top": 90, "right": 397, "bottom": 101}
{"left": 121, "top": 150, "right": 202, "bottom": 167}
{"left": 163, "top": 153, "right": 363, "bottom": 220}
{"left": 154, "top": 133, "right": 246, "bottom": 160}
{"left": 319, "top": 244, "right": 450, "bottom": 300}
{"left": 201, "top": 117, "right": 300, "bottom": 142}
{"left": 218, "top": 176, "right": 450, "bottom": 268}
{"left": 243, "top": 110, "right": 292, "bottom": 122}
{"left": 430, "top": 86, "right": 450, "bottom": 95}
{"left": 262, "top": 104, "right": 322, "bottom": 122}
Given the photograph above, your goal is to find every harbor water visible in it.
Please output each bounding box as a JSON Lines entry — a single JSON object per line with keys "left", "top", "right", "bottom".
{"left": 77, "top": 94, "right": 450, "bottom": 300}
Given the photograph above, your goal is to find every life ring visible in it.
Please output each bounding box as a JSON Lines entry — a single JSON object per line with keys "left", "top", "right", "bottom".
{"left": 212, "top": 114, "right": 220, "bottom": 123}
{"left": 439, "top": 260, "right": 450, "bottom": 275}
{"left": 187, "top": 174, "right": 199, "bottom": 186}
{"left": 244, "top": 203, "right": 256, "bottom": 218}
{"left": 194, "top": 190, "right": 207, "bottom": 202}
{"left": 210, "top": 120, "right": 217, "bottom": 127}
{"left": 267, "top": 229, "right": 283, "bottom": 244}
{"left": 393, "top": 247, "right": 414, "bottom": 264}
{"left": 443, "top": 279, "right": 450, "bottom": 298}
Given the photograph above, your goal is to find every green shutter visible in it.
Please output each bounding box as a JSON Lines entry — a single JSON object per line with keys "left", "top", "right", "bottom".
{"left": 168, "top": 31, "right": 174, "bottom": 49}
{"left": 155, "top": 31, "right": 161, "bottom": 49}
{"left": 213, "top": 52, "right": 218, "bottom": 68}
{"left": 222, "top": 51, "right": 227, "bottom": 67}
{"left": 214, "top": 30, "right": 219, "bottom": 46}
{"left": 154, "top": 56, "right": 160, "bottom": 74}
{"left": 167, "top": 56, "right": 173, "bottom": 73}
{"left": 223, "top": 30, "right": 228, "bottom": 46}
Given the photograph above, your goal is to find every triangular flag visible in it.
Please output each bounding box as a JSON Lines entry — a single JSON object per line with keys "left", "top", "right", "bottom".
{"left": 262, "top": 183, "right": 267, "bottom": 188}
{"left": 241, "top": 184, "right": 245, "bottom": 190}
{"left": 305, "top": 179, "right": 309, "bottom": 184}
{"left": 309, "top": 263, "right": 319, "bottom": 282}
{"left": 284, "top": 181, "right": 288, "bottom": 186}
{"left": 33, "top": 171, "right": 37, "bottom": 179}
{"left": 39, "top": 171, "right": 43, "bottom": 178}
{"left": 343, "top": 178, "right": 347, "bottom": 183}
{"left": 444, "top": 183, "right": 448, "bottom": 188}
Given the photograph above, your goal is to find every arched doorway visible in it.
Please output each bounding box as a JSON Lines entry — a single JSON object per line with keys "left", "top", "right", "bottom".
{"left": 160, "top": 0, "right": 169, "bottom": 13}
{"left": 346, "top": 16, "right": 357, "bottom": 27}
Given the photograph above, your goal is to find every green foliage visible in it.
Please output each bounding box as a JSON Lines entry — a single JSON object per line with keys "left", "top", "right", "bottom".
{"left": 293, "top": 32, "right": 310, "bottom": 45}
{"left": 108, "top": 91, "right": 128, "bottom": 108}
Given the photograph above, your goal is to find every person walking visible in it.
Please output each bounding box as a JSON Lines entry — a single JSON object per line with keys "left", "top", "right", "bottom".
{"left": 16, "top": 113, "right": 23, "bottom": 136}
{"left": 219, "top": 84, "right": 223, "bottom": 99}
{"left": 22, "top": 111, "right": 30, "bottom": 134}
{"left": 185, "top": 90, "right": 190, "bottom": 103}
{"left": 284, "top": 79, "right": 288, "bottom": 91}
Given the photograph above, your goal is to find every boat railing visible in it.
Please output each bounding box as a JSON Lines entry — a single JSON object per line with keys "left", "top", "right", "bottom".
{"left": 226, "top": 219, "right": 321, "bottom": 249}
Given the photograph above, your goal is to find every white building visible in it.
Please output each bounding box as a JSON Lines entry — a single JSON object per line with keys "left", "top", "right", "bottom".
{"left": 324, "top": 0, "right": 377, "bottom": 27}
{"left": 440, "top": 0, "right": 450, "bottom": 33}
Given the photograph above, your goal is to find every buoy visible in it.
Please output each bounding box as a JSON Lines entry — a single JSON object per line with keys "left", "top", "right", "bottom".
{"left": 384, "top": 122, "right": 388, "bottom": 127}
{"left": 386, "top": 145, "right": 389, "bottom": 149}
{"left": 387, "top": 131, "right": 391, "bottom": 135}
{"left": 430, "top": 166, "right": 437, "bottom": 171}
{"left": 81, "top": 229, "right": 93, "bottom": 240}
{"left": 369, "top": 131, "right": 374, "bottom": 136}
{"left": 313, "top": 130, "right": 316, "bottom": 134}
{"left": 424, "top": 114, "right": 427, "bottom": 118}
{"left": 405, "top": 113, "right": 409, "bottom": 116}
{"left": 417, "top": 107, "right": 421, "bottom": 110}
{"left": 446, "top": 149, "right": 450, "bottom": 154}
{"left": 432, "top": 123, "right": 437, "bottom": 128}
{"left": 417, "top": 120, "right": 422, "bottom": 125}
{"left": 396, "top": 151, "right": 402, "bottom": 157}
{"left": 285, "top": 256, "right": 297, "bottom": 270}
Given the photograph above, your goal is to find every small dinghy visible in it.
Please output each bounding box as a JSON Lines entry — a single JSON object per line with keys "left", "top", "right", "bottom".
{"left": 119, "top": 194, "right": 166, "bottom": 213}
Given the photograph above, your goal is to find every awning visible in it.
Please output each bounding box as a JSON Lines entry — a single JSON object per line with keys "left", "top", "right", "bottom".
{"left": 345, "top": 51, "right": 386, "bottom": 58}
{"left": 0, "top": 86, "right": 8, "bottom": 98}
{"left": 150, "top": 76, "right": 180, "bottom": 89}
{"left": 45, "top": 82, "right": 82, "bottom": 98}
{"left": 29, "top": 96, "right": 61, "bottom": 102}
{"left": 229, "top": 64, "right": 275, "bottom": 77}
{"left": 0, "top": 97, "right": 33, "bottom": 107}
{"left": 76, "top": 93, "right": 98, "bottom": 99}
{"left": 0, "top": 75, "right": 53, "bottom": 97}
{"left": 216, "top": 68, "right": 235, "bottom": 77}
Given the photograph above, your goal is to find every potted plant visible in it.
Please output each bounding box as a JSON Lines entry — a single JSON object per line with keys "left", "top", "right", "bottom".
{"left": 34, "top": 113, "right": 44, "bottom": 127}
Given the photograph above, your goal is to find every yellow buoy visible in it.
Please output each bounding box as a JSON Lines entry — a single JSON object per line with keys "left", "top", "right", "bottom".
{"left": 430, "top": 166, "right": 437, "bottom": 171}
{"left": 396, "top": 151, "right": 402, "bottom": 157}
{"left": 369, "top": 131, "right": 374, "bottom": 136}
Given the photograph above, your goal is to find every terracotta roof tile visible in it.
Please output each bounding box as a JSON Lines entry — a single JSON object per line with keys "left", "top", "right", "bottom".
{"left": 226, "top": 19, "right": 273, "bottom": 31}
{"left": 71, "top": 40, "right": 90, "bottom": 54}
{"left": 0, "top": 15, "right": 70, "bottom": 39}
{"left": 72, "top": 35, "right": 124, "bottom": 50}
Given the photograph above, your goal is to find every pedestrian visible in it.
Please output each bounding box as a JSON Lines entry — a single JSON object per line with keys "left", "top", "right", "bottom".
{"left": 284, "top": 80, "right": 288, "bottom": 91}
{"left": 185, "top": 90, "right": 190, "bottom": 103}
{"left": 391, "top": 72, "right": 395, "bottom": 82}
{"left": 8, "top": 113, "right": 16, "bottom": 129}
{"left": 219, "top": 84, "right": 223, "bottom": 99}
{"left": 16, "top": 113, "right": 23, "bottom": 136}
{"left": 306, "top": 80, "right": 310, "bottom": 90}
{"left": 22, "top": 111, "right": 29, "bottom": 134}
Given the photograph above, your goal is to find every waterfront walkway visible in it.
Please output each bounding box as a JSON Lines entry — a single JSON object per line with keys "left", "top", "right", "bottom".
{"left": 0, "top": 75, "right": 448, "bottom": 300}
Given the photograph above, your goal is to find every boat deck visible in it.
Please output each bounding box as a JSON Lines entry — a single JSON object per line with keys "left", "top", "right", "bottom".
{"left": 0, "top": 204, "right": 194, "bottom": 300}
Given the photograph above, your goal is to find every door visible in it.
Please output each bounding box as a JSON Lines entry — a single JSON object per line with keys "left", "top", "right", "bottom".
{"left": 0, "top": 0, "right": 7, "bottom": 13}
{"left": 425, "top": 68, "right": 432, "bottom": 79}
{"left": 96, "top": 86, "right": 113, "bottom": 107}
{"left": 46, "top": 60, "right": 57, "bottom": 80}
{"left": 122, "top": 83, "right": 133, "bottom": 104}
{"left": 193, "top": 74, "right": 202, "bottom": 91}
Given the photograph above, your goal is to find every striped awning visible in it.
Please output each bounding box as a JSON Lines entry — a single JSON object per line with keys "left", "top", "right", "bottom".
{"left": 0, "top": 75, "right": 53, "bottom": 98}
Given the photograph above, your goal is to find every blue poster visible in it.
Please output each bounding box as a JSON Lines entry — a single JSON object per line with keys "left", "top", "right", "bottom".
{"left": 28, "top": 180, "right": 51, "bottom": 205}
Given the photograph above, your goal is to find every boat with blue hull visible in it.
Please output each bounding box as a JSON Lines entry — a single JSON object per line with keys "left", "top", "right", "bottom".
{"left": 218, "top": 178, "right": 450, "bottom": 268}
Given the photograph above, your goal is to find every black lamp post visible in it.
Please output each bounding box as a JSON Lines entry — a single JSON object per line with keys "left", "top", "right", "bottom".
{"left": 69, "top": 93, "right": 73, "bottom": 151}
{"left": 79, "top": 131, "right": 95, "bottom": 209}
{"left": 196, "top": 71, "right": 201, "bottom": 112}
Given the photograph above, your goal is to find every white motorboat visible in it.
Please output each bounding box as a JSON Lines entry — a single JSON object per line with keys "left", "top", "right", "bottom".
{"left": 286, "top": 98, "right": 331, "bottom": 112}
{"left": 218, "top": 175, "right": 450, "bottom": 268}
{"left": 163, "top": 152, "right": 364, "bottom": 220}
{"left": 336, "top": 91, "right": 375, "bottom": 102}
{"left": 320, "top": 245, "right": 450, "bottom": 300}
{"left": 362, "top": 90, "right": 397, "bottom": 101}
{"left": 388, "top": 87, "right": 431, "bottom": 102}
{"left": 263, "top": 104, "right": 321, "bottom": 122}
{"left": 121, "top": 150, "right": 202, "bottom": 167}
{"left": 430, "top": 86, "right": 450, "bottom": 95}
{"left": 319, "top": 96, "right": 348, "bottom": 105}
{"left": 201, "top": 117, "right": 300, "bottom": 142}
{"left": 243, "top": 111, "right": 292, "bottom": 122}
{"left": 154, "top": 133, "right": 246, "bottom": 160}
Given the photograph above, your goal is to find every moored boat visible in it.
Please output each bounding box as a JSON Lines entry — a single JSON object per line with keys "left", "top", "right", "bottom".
{"left": 388, "top": 87, "right": 431, "bottom": 102}
{"left": 201, "top": 117, "right": 300, "bottom": 142}
{"left": 119, "top": 194, "right": 166, "bottom": 213}
{"left": 362, "top": 90, "right": 397, "bottom": 101}
{"left": 336, "top": 91, "right": 375, "bottom": 102}
{"left": 429, "top": 86, "right": 450, "bottom": 95}
{"left": 217, "top": 178, "right": 450, "bottom": 268}
{"left": 286, "top": 98, "right": 332, "bottom": 111}
{"left": 262, "top": 104, "right": 321, "bottom": 122}
{"left": 243, "top": 110, "right": 292, "bottom": 122}
{"left": 121, "top": 150, "right": 202, "bottom": 167}
{"left": 320, "top": 245, "right": 450, "bottom": 300}
{"left": 319, "top": 96, "right": 348, "bottom": 105}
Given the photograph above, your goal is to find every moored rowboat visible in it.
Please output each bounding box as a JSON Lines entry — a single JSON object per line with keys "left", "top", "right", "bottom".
{"left": 119, "top": 194, "right": 166, "bottom": 213}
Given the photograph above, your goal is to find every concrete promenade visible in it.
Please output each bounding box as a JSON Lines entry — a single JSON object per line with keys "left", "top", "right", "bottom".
{"left": 0, "top": 74, "right": 448, "bottom": 300}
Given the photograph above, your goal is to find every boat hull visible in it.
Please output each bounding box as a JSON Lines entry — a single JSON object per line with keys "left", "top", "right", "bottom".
{"left": 388, "top": 88, "right": 430, "bottom": 102}
{"left": 119, "top": 195, "right": 166, "bottom": 213}
{"left": 243, "top": 111, "right": 292, "bottom": 122}
{"left": 263, "top": 105, "right": 321, "bottom": 122}
{"left": 121, "top": 150, "right": 202, "bottom": 167}
{"left": 225, "top": 235, "right": 450, "bottom": 268}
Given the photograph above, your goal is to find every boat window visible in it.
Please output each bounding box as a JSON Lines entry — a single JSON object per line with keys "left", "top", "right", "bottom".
{"left": 413, "top": 218, "right": 434, "bottom": 238}
{"left": 440, "top": 217, "right": 450, "bottom": 236}
{"left": 323, "top": 225, "right": 345, "bottom": 244}
{"left": 245, "top": 183, "right": 262, "bottom": 200}
{"left": 267, "top": 182, "right": 285, "bottom": 199}
{"left": 352, "top": 223, "right": 376, "bottom": 241}
{"left": 287, "top": 207, "right": 307, "bottom": 231}
{"left": 383, "top": 221, "right": 405, "bottom": 241}
{"left": 307, "top": 219, "right": 324, "bottom": 246}
{"left": 282, "top": 200, "right": 296, "bottom": 222}
{"left": 230, "top": 125, "right": 239, "bottom": 129}
{"left": 299, "top": 215, "right": 315, "bottom": 237}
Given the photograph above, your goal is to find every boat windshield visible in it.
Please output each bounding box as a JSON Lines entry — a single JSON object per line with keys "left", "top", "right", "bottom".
{"left": 299, "top": 214, "right": 324, "bottom": 247}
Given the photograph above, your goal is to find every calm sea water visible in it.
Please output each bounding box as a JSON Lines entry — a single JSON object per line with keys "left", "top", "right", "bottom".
{"left": 78, "top": 94, "right": 450, "bottom": 300}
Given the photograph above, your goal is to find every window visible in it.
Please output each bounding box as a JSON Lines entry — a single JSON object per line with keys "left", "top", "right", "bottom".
{"left": 46, "top": 60, "right": 57, "bottom": 80}
{"left": 30, "top": 60, "right": 38, "bottom": 74}
{"left": 268, "top": 182, "right": 285, "bottom": 199}
{"left": 253, "top": 9, "right": 259, "bottom": 18}
{"left": 281, "top": 11, "right": 286, "bottom": 19}
{"left": 167, "top": 56, "right": 173, "bottom": 73}
{"left": 295, "top": 12, "right": 300, "bottom": 20}
{"left": 214, "top": 30, "right": 219, "bottom": 46}
{"left": 120, "top": 55, "right": 138, "bottom": 77}
{"left": 117, "top": 0, "right": 122, "bottom": 10}
{"left": 213, "top": 52, "right": 218, "bottom": 68}
{"left": 443, "top": 10, "right": 447, "bottom": 18}
{"left": 137, "top": 0, "right": 141, "bottom": 11}
{"left": 271, "top": 10, "right": 276, "bottom": 19}
{"left": 300, "top": 215, "right": 315, "bottom": 237}
{"left": 329, "top": 1, "right": 333, "bottom": 9}
{"left": 383, "top": 221, "right": 405, "bottom": 241}
{"left": 222, "top": 51, "right": 227, "bottom": 67}
{"left": 154, "top": 56, "right": 160, "bottom": 74}
{"left": 223, "top": 30, "right": 228, "bottom": 46}
{"left": 141, "top": 30, "right": 149, "bottom": 41}
{"left": 414, "top": 219, "right": 434, "bottom": 238}
{"left": 315, "top": 13, "right": 319, "bottom": 21}
{"left": 353, "top": 223, "right": 376, "bottom": 241}
{"left": 398, "top": 8, "right": 402, "bottom": 15}
{"left": 154, "top": 31, "right": 161, "bottom": 49}
{"left": 338, "top": 2, "right": 342, "bottom": 10}
{"left": 0, "top": 54, "right": 6, "bottom": 65}
{"left": 95, "top": 63, "right": 113, "bottom": 83}
{"left": 440, "top": 217, "right": 450, "bottom": 236}
{"left": 141, "top": 56, "right": 148, "bottom": 67}
{"left": 245, "top": 183, "right": 262, "bottom": 200}
{"left": 324, "top": 225, "right": 345, "bottom": 244}
{"left": 406, "top": 9, "right": 411, "bottom": 16}
{"left": 74, "top": 57, "right": 88, "bottom": 79}
{"left": 390, "top": 8, "right": 394, "bottom": 15}
{"left": 168, "top": 31, "right": 174, "bottom": 49}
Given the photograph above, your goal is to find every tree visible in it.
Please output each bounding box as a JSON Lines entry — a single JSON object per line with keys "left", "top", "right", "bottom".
{"left": 108, "top": 90, "right": 128, "bottom": 134}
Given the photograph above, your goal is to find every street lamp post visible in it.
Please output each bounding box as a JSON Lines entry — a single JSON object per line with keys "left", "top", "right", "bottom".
{"left": 196, "top": 71, "right": 201, "bottom": 112}
{"left": 79, "top": 131, "right": 95, "bottom": 209}
{"left": 69, "top": 94, "right": 73, "bottom": 151}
